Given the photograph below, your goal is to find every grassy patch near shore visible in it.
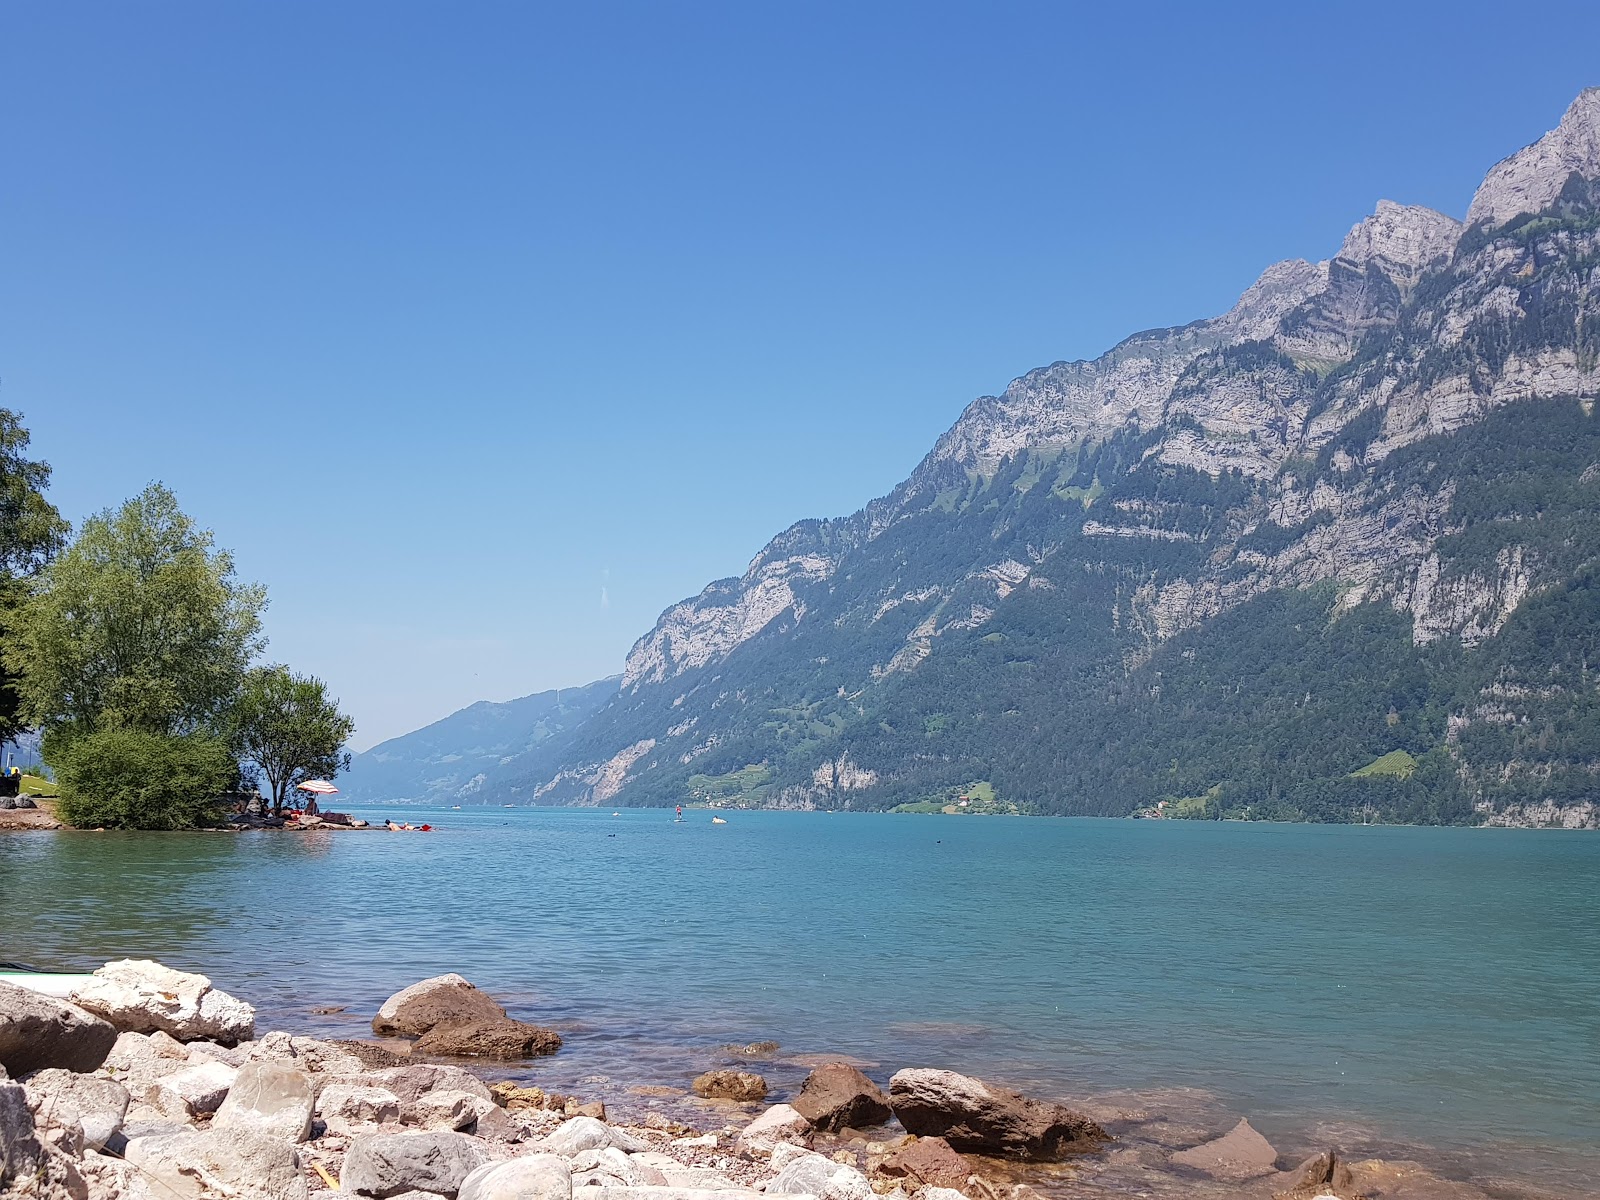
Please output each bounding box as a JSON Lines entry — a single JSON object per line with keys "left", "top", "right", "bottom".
{"left": 686, "top": 763, "right": 772, "bottom": 807}
{"left": 891, "top": 780, "right": 1018, "bottom": 815}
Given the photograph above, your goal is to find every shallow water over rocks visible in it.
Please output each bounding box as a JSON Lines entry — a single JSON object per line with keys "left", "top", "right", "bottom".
{"left": 3, "top": 807, "right": 1596, "bottom": 1195}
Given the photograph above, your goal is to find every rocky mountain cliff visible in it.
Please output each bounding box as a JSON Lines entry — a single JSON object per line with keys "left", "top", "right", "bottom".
{"left": 406, "top": 92, "right": 1600, "bottom": 826}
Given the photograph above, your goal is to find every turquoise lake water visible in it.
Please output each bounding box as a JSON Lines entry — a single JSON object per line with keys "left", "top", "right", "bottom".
{"left": 3, "top": 810, "right": 1597, "bottom": 1192}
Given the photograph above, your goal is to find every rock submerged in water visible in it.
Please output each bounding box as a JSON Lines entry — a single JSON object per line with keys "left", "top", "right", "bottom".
{"left": 791, "top": 1063, "right": 891, "bottom": 1132}
{"left": 416, "top": 1017, "right": 563, "bottom": 1059}
{"left": 0, "top": 980, "right": 118, "bottom": 1076}
{"left": 1274, "top": 1149, "right": 1365, "bottom": 1200}
{"left": 372, "top": 973, "right": 562, "bottom": 1061}
{"left": 372, "top": 973, "right": 509, "bottom": 1037}
{"left": 69, "top": 959, "right": 256, "bottom": 1045}
{"left": 690, "top": 1069, "right": 768, "bottom": 1102}
{"left": 874, "top": 1135, "right": 971, "bottom": 1189}
{"left": 887, "top": 1067, "right": 1109, "bottom": 1160}
{"left": 1170, "top": 1117, "right": 1280, "bottom": 1181}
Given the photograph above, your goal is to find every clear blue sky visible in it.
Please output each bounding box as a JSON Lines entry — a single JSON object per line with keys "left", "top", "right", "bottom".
{"left": 5, "top": 2, "right": 1598, "bottom": 748}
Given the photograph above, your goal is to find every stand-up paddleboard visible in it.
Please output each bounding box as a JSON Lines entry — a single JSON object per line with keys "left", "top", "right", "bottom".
{"left": 0, "top": 972, "right": 96, "bottom": 998}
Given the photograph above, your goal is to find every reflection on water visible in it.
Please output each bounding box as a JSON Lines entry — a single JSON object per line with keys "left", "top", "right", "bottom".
{"left": 3, "top": 809, "right": 1597, "bottom": 1194}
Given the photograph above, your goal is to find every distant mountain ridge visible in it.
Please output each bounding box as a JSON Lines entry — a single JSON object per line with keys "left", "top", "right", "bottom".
{"left": 341, "top": 677, "right": 615, "bottom": 804}
{"left": 371, "top": 92, "right": 1600, "bottom": 827}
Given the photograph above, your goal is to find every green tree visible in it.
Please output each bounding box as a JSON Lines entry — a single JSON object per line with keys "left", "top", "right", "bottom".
{"left": 54, "top": 727, "right": 236, "bottom": 830}
{"left": 0, "top": 409, "right": 69, "bottom": 742}
{"left": 233, "top": 665, "right": 355, "bottom": 815}
{"left": 7, "top": 483, "right": 266, "bottom": 754}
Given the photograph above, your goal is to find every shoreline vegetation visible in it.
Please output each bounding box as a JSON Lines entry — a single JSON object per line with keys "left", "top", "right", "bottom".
{"left": 0, "top": 961, "right": 1542, "bottom": 1200}
{"left": 0, "top": 410, "right": 358, "bottom": 833}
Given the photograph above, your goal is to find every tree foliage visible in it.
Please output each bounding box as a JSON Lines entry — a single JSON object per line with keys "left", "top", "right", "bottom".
{"left": 54, "top": 727, "right": 237, "bottom": 830}
{"left": 233, "top": 665, "right": 355, "bottom": 815}
{"left": 0, "top": 409, "right": 69, "bottom": 741}
{"left": 8, "top": 483, "right": 266, "bottom": 752}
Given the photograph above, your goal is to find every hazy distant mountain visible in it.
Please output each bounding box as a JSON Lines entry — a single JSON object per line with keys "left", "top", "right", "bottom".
{"left": 383, "top": 92, "right": 1600, "bottom": 827}
{"left": 340, "top": 677, "right": 616, "bottom": 804}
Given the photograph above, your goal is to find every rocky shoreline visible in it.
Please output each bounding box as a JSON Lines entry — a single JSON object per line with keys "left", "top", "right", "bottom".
{"left": 0, "top": 962, "right": 1566, "bottom": 1200}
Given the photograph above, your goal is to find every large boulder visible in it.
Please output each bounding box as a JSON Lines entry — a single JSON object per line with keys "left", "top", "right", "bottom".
{"left": 791, "top": 1064, "right": 890, "bottom": 1132}
{"left": 415, "top": 1018, "right": 563, "bottom": 1059}
{"left": 70, "top": 960, "right": 255, "bottom": 1044}
{"left": 0, "top": 980, "right": 118, "bottom": 1075}
{"left": 372, "top": 974, "right": 507, "bottom": 1037}
{"left": 460, "top": 1153, "right": 574, "bottom": 1200}
{"left": 1171, "top": 1118, "right": 1280, "bottom": 1182}
{"left": 212, "top": 1062, "right": 316, "bottom": 1142}
{"left": 873, "top": 1137, "right": 970, "bottom": 1189}
{"left": 342, "top": 1129, "right": 490, "bottom": 1198}
{"left": 734, "top": 1104, "right": 811, "bottom": 1159}
{"left": 689, "top": 1070, "right": 767, "bottom": 1103}
{"left": 19, "top": 1069, "right": 130, "bottom": 1151}
{"left": 887, "top": 1069, "right": 1109, "bottom": 1160}
{"left": 123, "top": 1127, "right": 307, "bottom": 1199}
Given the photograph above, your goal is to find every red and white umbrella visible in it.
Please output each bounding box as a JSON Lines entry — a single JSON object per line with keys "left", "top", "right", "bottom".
{"left": 295, "top": 779, "right": 339, "bottom": 795}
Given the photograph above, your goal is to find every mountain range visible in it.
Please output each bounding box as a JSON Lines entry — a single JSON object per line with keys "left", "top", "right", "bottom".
{"left": 348, "top": 91, "right": 1600, "bottom": 827}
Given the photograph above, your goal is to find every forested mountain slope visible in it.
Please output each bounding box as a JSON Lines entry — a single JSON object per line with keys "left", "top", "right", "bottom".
{"left": 479, "top": 92, "right": 1600, "bottom": 826}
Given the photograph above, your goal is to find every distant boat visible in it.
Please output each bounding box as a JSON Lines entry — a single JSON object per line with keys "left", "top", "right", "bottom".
{"left": 612, "top": 812, "right": 620, "bottom": 817}
{"left": 451, "top": 805, "right": 461, "bottom": 810}
{"left": 712, "top": 816, "right": 728, "bottom": 824}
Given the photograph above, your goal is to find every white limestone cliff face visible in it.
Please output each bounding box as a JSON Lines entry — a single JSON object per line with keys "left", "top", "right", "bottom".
{"left": 911, "top": 257, "right": 1329, "bottom": 487}
{"left": 1466, "top": 89, "right": 1600, "bottom": 227}
{"left": 1338, "top": 200, "right": 1462, "bottom": 284}
{"left": 622, "top": 551, "right": 836, "bottom": 688}
{"left": 611, "top": 92, "right": 1600, "bottom": 704}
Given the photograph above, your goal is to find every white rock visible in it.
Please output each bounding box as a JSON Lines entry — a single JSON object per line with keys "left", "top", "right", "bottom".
{"left": 123, "top": 1127, "right": 307, "bottom": 1199}
{"left": 573, "top": 1189, "right": 786, "bottom": 1200}
{"left": 212, "top": 1062, "right": 315, "bottom": 1143}
{"left": 460, "top": 1152, "right": 575, "bottom": 1200}
{"left": 672, "top": 1133, "right": 718, "bottom": 1149}
{"left": 410, "top": 1087, "right": 496, "bottom": 1131}
{"left": 544, "top": 1115, "right": 646, "bottom": 1157}
{"left": 18, "top": 1069, "right": 129, "bottom": 1151}
{"left": 767, "top": 1155, "right": 872, "bottom": 1200}
{"left": 71, "top": 960, "right": 255, "bottom": 1044}
{"left": 316, "top": 1082, "right": 401, "bottom": 1136}
{"left": 769, "top": 1143, "right": 820, "bottom": 1171}
{"left": 149, "top": 1059, "right": 237, "bottom": 1116}
{"left": 734, "top": 1104, "right": 811, "bottom": 1159}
